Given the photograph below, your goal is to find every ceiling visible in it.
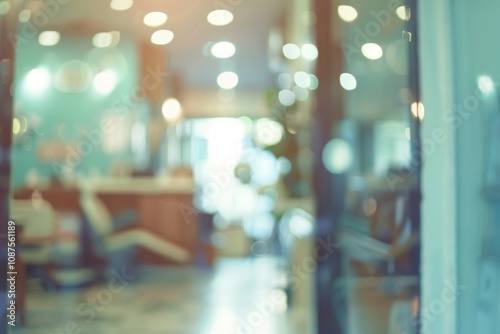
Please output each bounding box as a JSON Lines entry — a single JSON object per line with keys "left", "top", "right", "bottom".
{"left": 30, "top": 0, "right": 287, "bottom": 90}
{"left": 19, "top": 0, "right": 413, "bottom": 122}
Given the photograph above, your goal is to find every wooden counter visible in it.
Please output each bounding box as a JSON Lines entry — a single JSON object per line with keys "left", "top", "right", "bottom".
{"left": 13, "top": 177, "right": 197, "bottom": 265}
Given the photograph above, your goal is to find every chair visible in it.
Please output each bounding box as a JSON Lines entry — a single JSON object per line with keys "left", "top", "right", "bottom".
{"left": 10, "top": 199, "right": 58, "bottom": 325}
{"left": 10, "top": 199, "right": 57, "bottom": 269}
{"left": 79, "top": 190, "right": 192, "bottom": 273}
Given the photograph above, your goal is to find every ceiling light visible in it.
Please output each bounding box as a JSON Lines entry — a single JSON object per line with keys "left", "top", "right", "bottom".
{"left": 110, "top": 0, "right": 133, "bottom": 11}
{"left": 211, "top": 41, "right": 236, "bottom": 59}
{"left": 24, "top": 68, "right": 51, "bottom": 94}
{"left": 217, "top": 72, "right": 238, "bottom": 89}
{"left": 0, "top": 1, "right": 10, "bottom": 15}
{"left": 162, "top": 98, "right": 182, "bottom": 121}
{"left": 144, "top": 12, "right": 167, "bottom": 27}
{"left": 396, "top": 6, "right": 410, "bottom": 21}
{"left": 477, "top": 75, "right": 495, "bottom": 95}
{"left": 411, "top": 102, "right": 425, "bottom": 120}
{"left": 283, "top": 44, "right": 300, "bottom": 60}
{"left": 339, "top": 73, "right": 357, "bottom": 90}
{"left": 93, "top": 31, "right": 120, "bottom": 48}
{"left": 151, "top": 30, "right": 174, "bottom": 45}
{"left": 19, "top": 9, "right": 31, "bottom": 22}
{"left": 207, "top": 10, "right": 234, "bottom": 26}
{"left": 338, "top": 5, "right": 358, "bottom": 22}
{"left": 39, "top": 31, "right": 60, "bottom": 46}
{"left": 93, "top": 32, "right": 112, "bottom": 48}
{"left": 361, "top": 43, "right": 383, "bottom": 60}
{"left": 301, "top": 44, "right": 318, "bottom": 60}
{"left": 93, "top": 70, "right": 117, "bottom": 95}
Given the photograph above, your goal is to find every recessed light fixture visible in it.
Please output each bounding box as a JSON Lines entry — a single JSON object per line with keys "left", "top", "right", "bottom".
{"left": 338, "top": 5, "right": 358, "bottom": 22}
{"left": 217, "top": 72, "right": 238, "bottom": 89}
{"left": 151, "top": 30, "right": 174, "bottom": 45}
{"left": 110, "top": 0, "right": 133, "bottom": 11}
{"left": 361, "top": 43, "right": 383, "bottom": 60}
{"left": 144, "top": 12, "right": 167, "bottom": 27}
{"left": 207, "top": 10, "right": 234, "bottom": 26}
{"left": 211, "top": 41, "right": 236, "bottom": 59}
{"left": 39, "top": 31, "right": 60, "bottom": 46}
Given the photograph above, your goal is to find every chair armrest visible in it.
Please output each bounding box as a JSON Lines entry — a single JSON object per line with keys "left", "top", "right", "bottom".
{"left": 105, "top": 230, "right": 191, "bottom": 263}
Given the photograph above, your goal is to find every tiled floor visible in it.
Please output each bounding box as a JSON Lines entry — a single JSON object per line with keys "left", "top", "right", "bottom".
{"left": 13, "top": 258, "right": 295, "bottom": 334}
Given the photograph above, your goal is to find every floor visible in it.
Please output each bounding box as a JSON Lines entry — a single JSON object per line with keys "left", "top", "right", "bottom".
{"left": 12, "top": 258, "right": 295, "bottom": 334}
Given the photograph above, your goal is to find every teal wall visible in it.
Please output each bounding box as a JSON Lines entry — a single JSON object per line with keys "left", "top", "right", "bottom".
{"left": 12, "top": 36, "right": 139, "bottom": 188}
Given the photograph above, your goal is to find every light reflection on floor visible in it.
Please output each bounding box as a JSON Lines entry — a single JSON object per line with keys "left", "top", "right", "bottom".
{"left": 13, "top": 257, "right": 294, "bottom": 334}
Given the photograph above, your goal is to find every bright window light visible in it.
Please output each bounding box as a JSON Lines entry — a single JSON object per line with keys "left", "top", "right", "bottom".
{"left": 144, "top": 12, "right": 167, "bottom": 27}
{"left": 110, "top": 0, "right": 133, "bottom": 11}
{"left": 211, "top": 41, "right": 236, "bottom": 59}
{"left": 339, "top": 73, "right": 357, "bottom": 90}
{"left": 338, "top": 5, "right": 358, "bottom": 22}
{"left": 361, "top": 43, "right": 383, "bottom": 60}
{"left": 207, "top": 10, "right": 233, "bottom": 26}
{"left": 39, "top": 31, "right": 60, "bottom": 46}
{"left": 151, "top": 30, "right": 174, "bottom": 45}
{"left": 217, "top": 72, "right": 238, "bottom": 89}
